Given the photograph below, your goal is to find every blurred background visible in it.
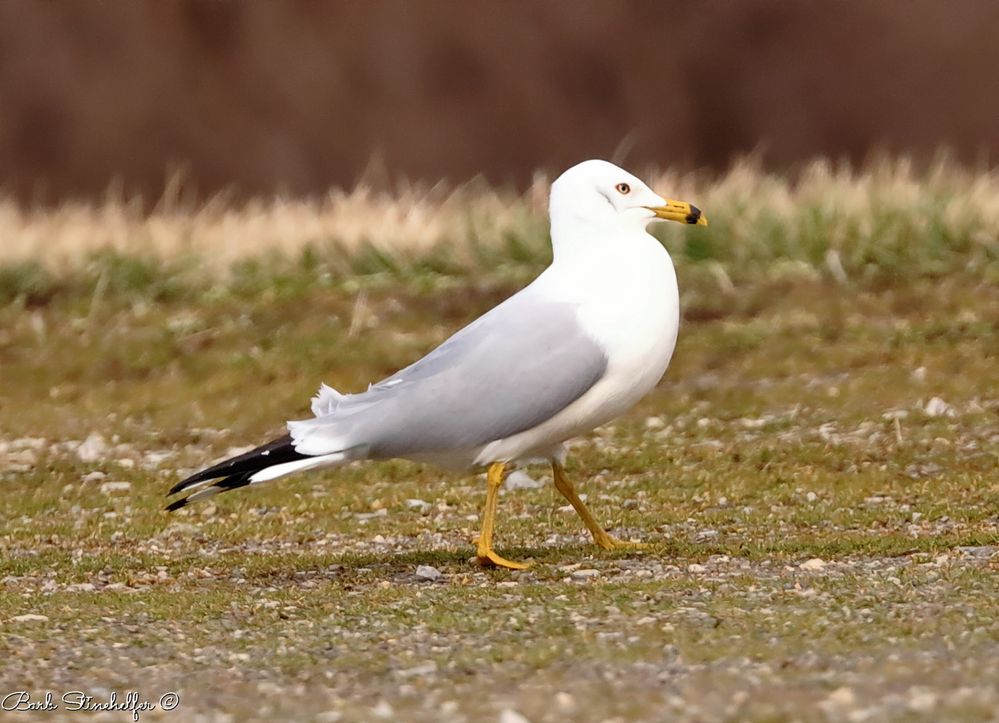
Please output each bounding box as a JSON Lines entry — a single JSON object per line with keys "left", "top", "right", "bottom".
{"left": 3, "top": 0, "right": 999, "bottom": 204}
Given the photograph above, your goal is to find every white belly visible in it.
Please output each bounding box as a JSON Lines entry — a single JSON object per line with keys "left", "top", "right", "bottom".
{"left": 475, "top": 238, "right": 680, "bottom": 466}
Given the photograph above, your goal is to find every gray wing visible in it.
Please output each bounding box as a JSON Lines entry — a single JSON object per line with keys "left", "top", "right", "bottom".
{"left": 288, "top": 292, "right": 608, "bottom": 458}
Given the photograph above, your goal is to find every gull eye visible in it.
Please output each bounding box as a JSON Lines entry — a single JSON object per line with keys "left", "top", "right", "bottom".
{"left": 615, "top": 182, "right": 631, "bottom": 195}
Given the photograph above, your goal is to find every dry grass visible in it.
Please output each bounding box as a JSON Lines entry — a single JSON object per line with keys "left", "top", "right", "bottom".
{"left": 0, "top": 175, "right": 539, "bottom": 271}
{"left": 2, "top": 158, "right": 996, "bottom": 286}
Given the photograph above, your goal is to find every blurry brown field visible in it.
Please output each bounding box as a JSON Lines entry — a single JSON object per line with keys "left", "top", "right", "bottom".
{"left": 5, "top": 2, "right": 999, "bottom": 200}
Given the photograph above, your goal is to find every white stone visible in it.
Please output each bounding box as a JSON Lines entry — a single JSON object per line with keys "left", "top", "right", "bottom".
{"left": 76, "top": 432, "right": 108, "bottom": 462}
{"left": 498, "top": 710, "right": 531, "bottom": 723}
{"left": 143, "top": 451, "right": 174, "bottom": 468}
{"left": 924, "top": 396, "right": 955, "bottom": 417}
{"left": 13, "top": 437, "right": 46, "bottom": 451}
{"left": 415, "top": 565, "right": 443, "bottom": 581}
{"left": 800, "top": 558, "right": 827, "bottom": 571}
{"left": 823, "top": 687, "right": 857, "bottom": 708}
{"left": 398, "top": 661, "right": 437, "bottom": 678}
{"left": 504, "top": 471, "right": 544, "bottom": 490}
{"left": 372, "top": 701, "right": 394, "bottom": 719}
{"left": 907, "top": 688, "right": 938, "bottom": 713}
{"left": 10, "top": 614, "right": 49, "bottom": 623}
{"left": 555, "top": 692, "right": 575, "bottom": 710}
{"left": 99, "top": 481, "right": 132, "bottom": 495}
{"left": 6, "top": 449, "right": 37, "bottom": 466}
{"left": 571, "top": 569, "right": 600, "bottom": 579}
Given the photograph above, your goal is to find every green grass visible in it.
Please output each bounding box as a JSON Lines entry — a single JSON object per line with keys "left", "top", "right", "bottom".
{"left": 1, "top": 167, "right": 998, "bottom": 720}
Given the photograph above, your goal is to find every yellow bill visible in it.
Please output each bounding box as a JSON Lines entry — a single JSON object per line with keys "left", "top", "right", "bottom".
{"left": 646, "top": 199, "right": 707, "bottom": 226}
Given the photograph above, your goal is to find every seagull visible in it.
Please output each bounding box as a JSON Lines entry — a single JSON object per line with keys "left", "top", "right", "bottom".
{"left": 167, "top": 159, "right": 706, "bottom": 569}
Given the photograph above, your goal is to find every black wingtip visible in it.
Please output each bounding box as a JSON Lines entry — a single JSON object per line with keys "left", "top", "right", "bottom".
{"left": 168, "top": 468, "right": 216, "bottom": 496}
{"left": 167, "top": 479, "right": 192, "bottom": 496}
{"left": 165, "top": 497, "right": 189, "bottom": 512}
{"left": 167, "top": 434, "right": 301, "bottom": 497}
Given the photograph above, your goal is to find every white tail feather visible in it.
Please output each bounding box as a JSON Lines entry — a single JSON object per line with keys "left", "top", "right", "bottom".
{"left": 176, "top": 476, "right": 218, "bottom": 494}
{"left": 248, "top": 451, "right": 348, "bottom": 483}
{"left": 311, "top": 383, "right": 344, "bottom": 417}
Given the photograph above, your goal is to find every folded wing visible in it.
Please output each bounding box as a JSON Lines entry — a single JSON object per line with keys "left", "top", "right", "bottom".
{"left": 288, "top": 293, "right": 608, "bottom": 459}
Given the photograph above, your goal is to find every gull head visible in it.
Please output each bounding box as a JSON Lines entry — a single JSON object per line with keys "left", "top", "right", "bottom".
{"left": 549, "top": 160, "right": 707, "bottom": 236}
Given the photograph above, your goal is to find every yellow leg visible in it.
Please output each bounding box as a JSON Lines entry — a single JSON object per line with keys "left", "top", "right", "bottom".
{"left": 552, "top": 462, "right": 647, "bottom": 550}
{"left": 475, "top": 462, "right": 530, "bottom": 570}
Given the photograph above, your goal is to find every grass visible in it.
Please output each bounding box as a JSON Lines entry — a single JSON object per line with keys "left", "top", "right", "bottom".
{"left": 1, "top": 157, "right": 997, "bottom": 306}
{"left": 1, "top": 160, "right": 998, "bottom": 721}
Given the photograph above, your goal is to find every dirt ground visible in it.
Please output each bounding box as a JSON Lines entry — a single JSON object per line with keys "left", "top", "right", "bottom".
{"left": 1, "top": 261, "right": 996, "bottom": 721}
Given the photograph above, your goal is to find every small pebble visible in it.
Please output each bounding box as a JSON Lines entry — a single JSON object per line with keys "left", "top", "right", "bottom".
{"left": 555, "top": 692, "right": 575, "bottom": 710}
{"left": 923, "top": 396, "right": 955, "bottom": 417}
{"left": 398, "top": 661, "right": 437, "bottom": 678}
{"left": 99, "top": 481, "right": 132, "bottom": 494}
{"left": 498, "top": 710, "right": 531, "bottom": 723}
{"left": 822, "top": 686, "right": 856, "bottom": 708}
{"left": 504, "top": 471, "right": 544, "bottom": 490}
{"left": 10, "top": 614, "right": 49, "bottom": 623}
{"left": 76, "top": 432, "right": 108, "bottom": 462}
{"left": 908, "top": 688, "right": 939, "bottom": 713}
{"left": 415, "top": 565, "right": 443, "bottom": 581}
{"left": 372, "top": 701, "right": 394, "bottom": 719}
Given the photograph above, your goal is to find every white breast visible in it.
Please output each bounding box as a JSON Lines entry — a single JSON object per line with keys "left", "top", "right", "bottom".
{"left": 475, "top": 231, "right": 680, "bottom": 465}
